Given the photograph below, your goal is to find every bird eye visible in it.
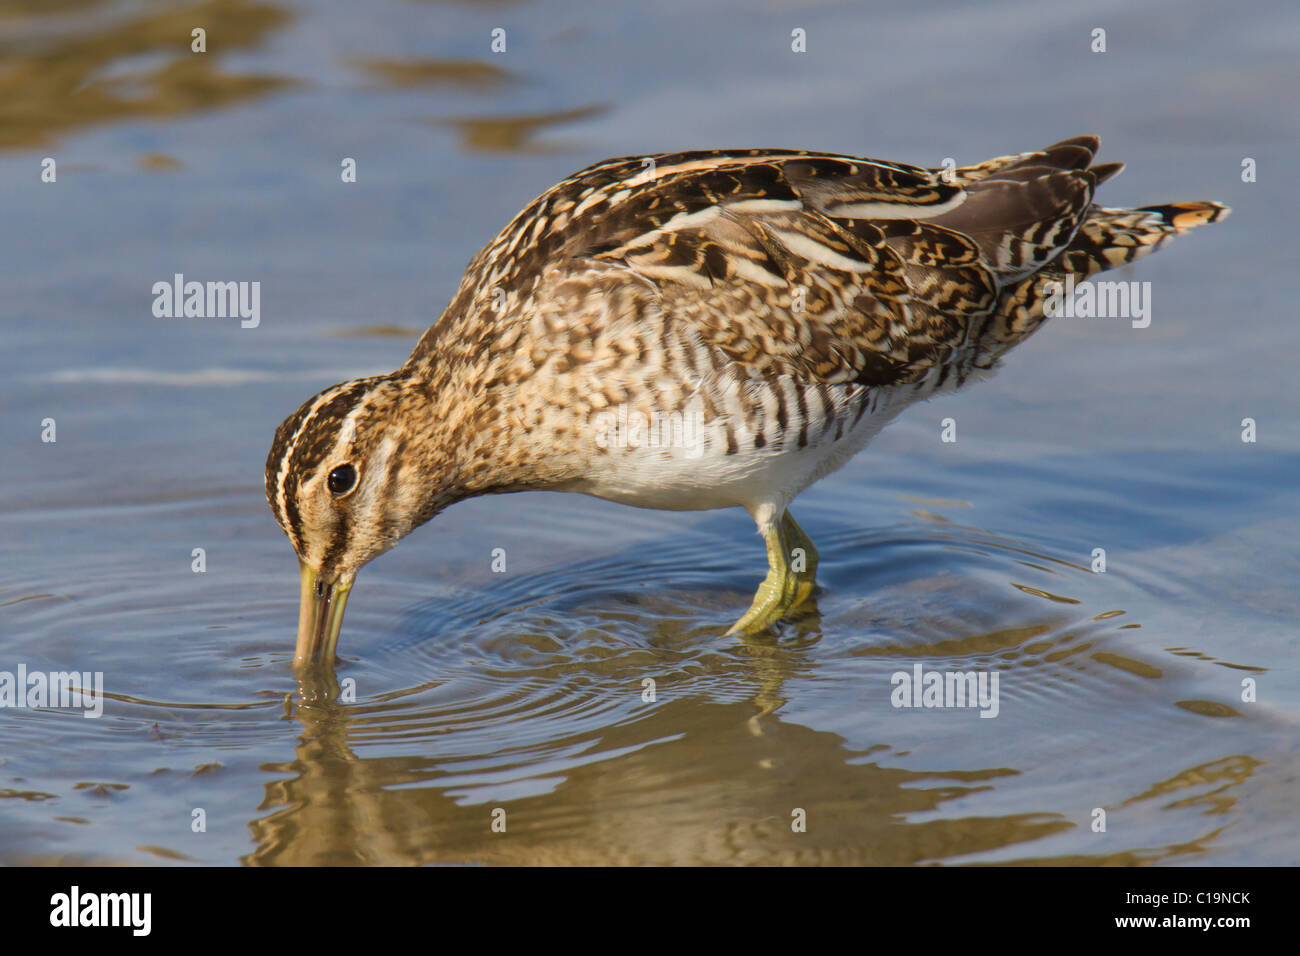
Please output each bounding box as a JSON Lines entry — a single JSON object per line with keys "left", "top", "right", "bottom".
{"left": 327, "top": 463, "right": 358, "bottom": 497}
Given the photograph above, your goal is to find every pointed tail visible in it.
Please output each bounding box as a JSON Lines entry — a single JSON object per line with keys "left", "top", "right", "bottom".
{"left": 989, "top": 199, "right": 1230, "bottom": 346}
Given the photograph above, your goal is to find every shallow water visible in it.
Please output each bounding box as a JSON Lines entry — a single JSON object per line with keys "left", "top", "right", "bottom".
{"left": 2, "top": 0, "right": 1297, "bottom": 865}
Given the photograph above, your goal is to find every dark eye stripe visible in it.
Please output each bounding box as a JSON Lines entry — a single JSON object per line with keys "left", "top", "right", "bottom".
{"left": 266, "top": 394, "right": 325, "bottom": 532}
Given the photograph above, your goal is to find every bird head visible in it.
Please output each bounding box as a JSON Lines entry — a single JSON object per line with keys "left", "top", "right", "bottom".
{"left": 264, "top": 374, "right": 446, "bottom": 667}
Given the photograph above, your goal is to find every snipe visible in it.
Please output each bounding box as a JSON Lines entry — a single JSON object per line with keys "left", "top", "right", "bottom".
{"left": 266, "top": 136, "right": 1228, "bottom": 666}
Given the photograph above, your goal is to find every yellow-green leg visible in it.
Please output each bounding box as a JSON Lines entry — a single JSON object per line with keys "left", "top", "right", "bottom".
{"left": 727, "top": 511, "right": 819, "bottom": 635}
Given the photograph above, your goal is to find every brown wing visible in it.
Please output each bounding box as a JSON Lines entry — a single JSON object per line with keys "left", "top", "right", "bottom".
{"left": 415, "top": 139, "right": 1118, "bottom": 393}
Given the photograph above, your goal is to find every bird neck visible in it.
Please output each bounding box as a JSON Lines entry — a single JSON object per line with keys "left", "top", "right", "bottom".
{"left": 391, "top": 350, "right": 543, "bottom": 512}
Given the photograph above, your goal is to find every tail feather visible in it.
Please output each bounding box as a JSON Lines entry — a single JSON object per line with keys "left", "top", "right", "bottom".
{"left": 936, "top": 136, "right": 1228, "bottom": 367}
{"left": 934, "top": 138, "right": 1136, "bottom": 285}
{"left": 1089, "top": 161, "right": 1125, "bottom": 185}
{"left": 1060, "top": 201, "right": 1231, "bottom": 272}
{"left": 983, "top": 200, "right": 1230, "bottom": 350}
{"left": 949, "top": 135, "right": 1100, "bottom": 184}
{"left": 1135, "top": 201, "right": 1231, "bottom": 231}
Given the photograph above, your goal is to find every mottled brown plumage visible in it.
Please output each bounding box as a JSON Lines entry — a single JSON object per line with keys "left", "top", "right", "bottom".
{"left": 266, "top": 136, "right": 1229, "bottom": 662}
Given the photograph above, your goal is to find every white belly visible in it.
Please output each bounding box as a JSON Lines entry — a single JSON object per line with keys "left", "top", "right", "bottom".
{"left": 563, "top": 378, "right": 920, "bottom": 522}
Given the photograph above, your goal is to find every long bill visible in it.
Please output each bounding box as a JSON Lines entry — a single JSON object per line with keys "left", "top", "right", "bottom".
{"left": 295, "top": 560, "right": 353, "bottom": 668}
